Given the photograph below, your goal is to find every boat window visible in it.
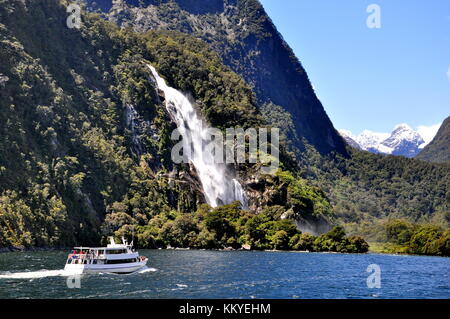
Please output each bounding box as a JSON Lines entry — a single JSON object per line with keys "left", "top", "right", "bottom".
{"left": 105, "top": 258, "right": 136, "bottom": 264}
{"left": 67, "top": 259, "right": 72, "bottom": 264}
{"left": 106, "top": 249, "right": 127, "bottom": 254}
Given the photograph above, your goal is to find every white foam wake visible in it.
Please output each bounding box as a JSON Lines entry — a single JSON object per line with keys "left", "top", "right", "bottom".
{"left": 0, "top": 267, "right": 157, "bottom": 279}
{"left": 0, "top": 269, "right": 70, "bottom": 279}
{"left": 136, "top": 266, "right": 157, "bottom": 274}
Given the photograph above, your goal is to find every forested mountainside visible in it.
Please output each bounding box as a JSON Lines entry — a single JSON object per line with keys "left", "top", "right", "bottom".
{"left": 87, "top": 0, "right": 449, "bottom": 232}
{"left": 0, "top": 0, "right": 333, "bottom": 248}
{"left": 0, "top": 0, "right": 448, "bottom": 251}
{"left": 86, "top": 0, "right": 347, "bottom": 157}
{"left": 303, "top": 148, "right": 449, "bottom": 234}
{"left": 417, "top": 117, "right": 450, "bottom": 163}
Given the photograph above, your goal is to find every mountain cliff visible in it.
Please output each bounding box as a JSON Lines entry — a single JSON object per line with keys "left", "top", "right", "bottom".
{"left": 0, "top": 0, "right": 448, "bottom": 249}
{"left": 85, "top": 0, "right": 348, "bottom": 157}
{"left": 417, "top": 117, "right": 450, "bottom": 163}
{"left": 90, "top": 0, "right": 449, "bottom": 233}
{"left": 0, "top": 0, "right": 334, "bottom": 248}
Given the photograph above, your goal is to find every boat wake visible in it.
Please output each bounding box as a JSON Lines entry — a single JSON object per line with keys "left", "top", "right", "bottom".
{"left": 136, "top": 266, "right": 157, "bottom": 274}
{"left": 0, "top": 269, "right": 72, "bottom": 279}
{"left": 0, "top": 265, "right": 156, "bottom": 279}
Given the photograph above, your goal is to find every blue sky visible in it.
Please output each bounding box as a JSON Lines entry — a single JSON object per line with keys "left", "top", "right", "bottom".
{"left": 260, "top": 0, "right": 450, "bottom": 136}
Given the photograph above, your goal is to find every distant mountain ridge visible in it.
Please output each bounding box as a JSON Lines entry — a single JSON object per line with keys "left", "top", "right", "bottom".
{"left": 339, "top": 124, "right": 429, "bottom": 158}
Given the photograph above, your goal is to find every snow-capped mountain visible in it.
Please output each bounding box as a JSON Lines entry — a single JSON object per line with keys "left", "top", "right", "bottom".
{"left": 339, "top": 124, "right": 430, "bottom": 158}
{"left": 339, "top": 130, "right": 361, "bottom": 150}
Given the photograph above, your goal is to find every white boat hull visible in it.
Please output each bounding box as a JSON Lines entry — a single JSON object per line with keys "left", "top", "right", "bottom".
{"left": 64, "top": 260, "right": 147, "bottom": 274}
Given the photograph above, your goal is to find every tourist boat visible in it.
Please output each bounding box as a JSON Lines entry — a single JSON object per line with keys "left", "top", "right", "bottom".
{"left": 64, "top": 237, "right": 148, "bottom": 274}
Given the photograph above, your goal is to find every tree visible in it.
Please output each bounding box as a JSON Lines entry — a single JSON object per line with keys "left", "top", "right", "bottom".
{"left": 430, "top": 229, "right": 450, "bottom": 257}
{"left": 408, "top": 225, "right": 442, "bottom": 255}
{"left": 271, "top": 230, "right": 289, "bottom": 250}
{"left": 101, "top": 212, "right": 136, "bottom": 236}
{"left": 385, "top": 219, "right": 414, "bottom": 245}
{"left": 345, "top": 236, "right": 369, "bottom": 253}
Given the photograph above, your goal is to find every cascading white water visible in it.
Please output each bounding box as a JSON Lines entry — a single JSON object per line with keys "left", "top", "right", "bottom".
{"left": 232, "top": 178, "right": 248, "bottom": 209}
{"left": 148, "top": 65, "right": 248, "bottom": 209}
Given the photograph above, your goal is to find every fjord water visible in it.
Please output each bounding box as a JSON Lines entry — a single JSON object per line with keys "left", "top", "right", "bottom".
{"left": 0, "top": 250, "right": 449, "bottom": 299}
{"left": 148, "top": 65, "right": 248, "bottom": 209}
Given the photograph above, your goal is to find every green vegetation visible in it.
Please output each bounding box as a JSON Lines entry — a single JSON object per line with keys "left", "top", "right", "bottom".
{"left": 0, "top": 0, "right": 447, "bottom": 258}
{"left": 367, "top": 219, "right": 450, "bottom": 256}
{"left": 101, "top": 201, "right": 368, "bottom": 253}
{"left": 95, "top": 0, "right": 450, "bottom": 246}
{"left": 93, "top": 0, "right": 348, "bottom": 155}
{"left": 0, "top": 0, "right": 242, "bottom": 247}
{"left": 302, "top": 146, "right": 450, "bottom": 232}
{"left": 416, "top": 117, "right": 450, "bottom": 163}
{"left": 0, "top": 0, "right": 332, "bottom": 249}
{"left": 275, "top": 170, "right": 332, "bottom": 219}
{"left": 143, "top": 31, "right": 262, "bottom": 130}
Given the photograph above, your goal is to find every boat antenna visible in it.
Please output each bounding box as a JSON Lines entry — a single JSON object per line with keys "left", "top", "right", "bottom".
{"left": 131, "top": 225, "right": 135, "bottom": 248}
{"left": 131, "top": 210, "right": 135, "bottom": 248}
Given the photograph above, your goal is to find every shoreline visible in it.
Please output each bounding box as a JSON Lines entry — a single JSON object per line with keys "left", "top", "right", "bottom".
{"left": 1, "top": 245, "right": 447, "bottom": 258}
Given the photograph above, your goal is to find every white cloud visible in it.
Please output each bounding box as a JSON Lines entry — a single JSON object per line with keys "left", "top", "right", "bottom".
{"left": 447, "top": 66, "right": 450, "bottom": 81}
{"left": 417, "top": 122, "right": 442, "bottom": 146}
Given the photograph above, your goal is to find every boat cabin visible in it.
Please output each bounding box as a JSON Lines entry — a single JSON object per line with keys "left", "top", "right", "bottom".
{"left": 66, "top": 237, "right": 143, "bottom": 266}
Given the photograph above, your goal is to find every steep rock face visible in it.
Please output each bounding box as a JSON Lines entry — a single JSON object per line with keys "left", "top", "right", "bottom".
{"left": 85, "top": 0, "right": 348, "bottom": 156}
{"left": 417, "top": 117, "right": 450, "bottom": 163}
{"left": 243, "top": 173, "right": 333, "bottom": 234}
{"left": 0, "top": 0, "right": 248, "bottom": 246}
{"left": 0, "top": 0, "right": 337, "bottom": 247}
{"left": 76, "top": 1, "right": 450, "bottom": 232}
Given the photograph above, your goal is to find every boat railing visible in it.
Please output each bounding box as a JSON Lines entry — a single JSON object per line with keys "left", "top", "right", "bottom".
{"left": 69, "top": 253, "right": 88, "bottom": 259}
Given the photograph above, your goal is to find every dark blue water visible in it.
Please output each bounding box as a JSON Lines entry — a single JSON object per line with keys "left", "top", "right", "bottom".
{"left": 0, "top": 250, "right": 449, "bottom": 298}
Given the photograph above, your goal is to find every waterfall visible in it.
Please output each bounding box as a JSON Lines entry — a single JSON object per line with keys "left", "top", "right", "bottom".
{"left": 148, "top": 65, "right": 248, "bottom": 209}
{"left": 232, "top": 178, "right": 248, "bottom": 209}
